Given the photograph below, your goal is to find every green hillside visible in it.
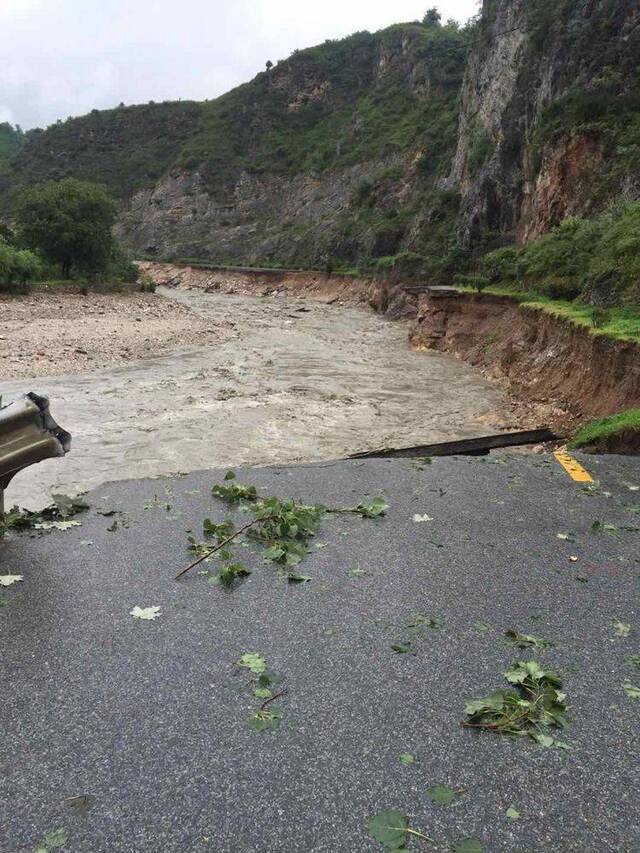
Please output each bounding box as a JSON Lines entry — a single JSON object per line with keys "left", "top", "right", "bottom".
{"left": 4, "top": 101, "right": 205, "bottom": 203}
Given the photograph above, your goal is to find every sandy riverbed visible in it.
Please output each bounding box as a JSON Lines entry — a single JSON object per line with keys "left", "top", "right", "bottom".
{"left": 1, "top": 285, "right": 509, "bottom": 508}
{"left": 0, "top": 290, "right": 211, "bottom": 379}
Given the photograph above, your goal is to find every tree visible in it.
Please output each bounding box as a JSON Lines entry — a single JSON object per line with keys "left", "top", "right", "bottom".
{"left": 0, "top": 240, "right": 42, "bottom": 289}
{"left": 266, "top": 60, "right": 273, "bottom": 72}
{"left": 423, "top": 7, "right": 442, "bottom": 27}
{"left": 15, "top": 178, "right": 117, "bottom": 277}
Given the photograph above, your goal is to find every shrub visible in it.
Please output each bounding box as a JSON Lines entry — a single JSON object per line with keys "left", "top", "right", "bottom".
{"left": 0, "top": 239, "right": 42, "bottom": 292}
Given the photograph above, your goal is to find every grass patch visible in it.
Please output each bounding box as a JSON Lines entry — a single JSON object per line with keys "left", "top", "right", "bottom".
{"left": 568, "top": 409, "right": 640, "bottom": 450}
{"left": 454, "top": 284, "right": 640, "bottom": 344}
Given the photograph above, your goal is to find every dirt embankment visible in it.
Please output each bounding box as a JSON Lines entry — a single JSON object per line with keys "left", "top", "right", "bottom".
{"left": 139, "top": 262, "right": 378, "bottom": 305}
{"left": 409, "top": 290, "right": 640, "bottom": 433}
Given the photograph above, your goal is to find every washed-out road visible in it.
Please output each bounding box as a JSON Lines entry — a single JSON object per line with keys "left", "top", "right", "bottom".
{"left": 1, "top": 452, "right": 639, "bottom": 852}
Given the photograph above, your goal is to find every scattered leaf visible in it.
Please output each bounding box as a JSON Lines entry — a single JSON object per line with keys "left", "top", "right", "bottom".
{"left": 237, "top": 653, "right": 267, "bottom": 675}
{"left": 451, "top": 839, "right": 484, "bottom": 853}
{"left": 504, "top": 629, "right": 553, "bottom": 650}
{"left": 33, "top": 827, "right": 69, "bottom": 852}
{"left": 622, "top": 681, "right": 640, "bottom": 699}
{"left": 505, "top": 807, "right": 520, "bottom": 820}
{"left": 347, "top": 568, "right": 367, "bottom": 578}
{"left": 224, "top": 470, "right": 236, "bottom": 480}
{"left": 473, "top": 620, "right": 491, "bottom": 633}
{"left": 625, "top": 654, "right": 640, "bottom": 670}
{"left": 399, "top": 753, "right": 416, "bottom": 765}
{"left": 413, "top": 514, "right": 433, "bottom": 523}
{"left": 0, "top": 574, "right": 23, "bottom": 587}
{"left": 613, "top": 620, "right": 631, "bottom": 638}
{"left": 64, "top": 794, "right": 96, "bottom": 816}
{"left": 284, "top": 572, "right": 312, "bottom": 583}
{"left": 347, "top": 497, "right": 389, "bottom": 519}
{"left": 130, "top": 605, "right": 161, "bottom": 621}
{"left": 427, "top": 785, "right": 457, "bottom": 805}
{"left": 367, "top": 810, "right": 407, "bottom": 849}
{"left": 248, "top": 707, "right": 282, "bottom": 732}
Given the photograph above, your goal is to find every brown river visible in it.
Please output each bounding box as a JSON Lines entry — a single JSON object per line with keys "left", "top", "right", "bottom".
{"left": 2, "top": 286, "right": 506, "bottom": 509}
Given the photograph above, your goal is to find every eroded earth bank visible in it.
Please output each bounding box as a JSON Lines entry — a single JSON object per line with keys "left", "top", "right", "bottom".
{"left": 1, "top": 268, "right": 511, "bottom": 509}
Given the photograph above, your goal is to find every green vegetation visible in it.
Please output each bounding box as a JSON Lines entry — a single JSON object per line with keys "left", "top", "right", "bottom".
{"left": 4, "top": 102, "right": 204, "bottom": 205}
{"left": 568, "top": 409, "right": 640, "bottom": 450}
{"left": 0, "top": 239, "right": 42, "bottom": 293}
{"left": 0, "top": 122, "right": 24, "bottom": 167}
{"left": 177, "top": 22, "right": 472, "bottom": 195}
{"left": 15, "top": 178, "right": 135, "bottom": 280}
{"left": 463, "top": 660, "right": 570, "bottom": 749}
{"left": 476, "top": 202, "right": 640, "bottom": 320}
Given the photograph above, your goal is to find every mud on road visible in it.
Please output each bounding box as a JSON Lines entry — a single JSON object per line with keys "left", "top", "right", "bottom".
{"left": 1, "top": 285, "right": 509, "bottom": 509}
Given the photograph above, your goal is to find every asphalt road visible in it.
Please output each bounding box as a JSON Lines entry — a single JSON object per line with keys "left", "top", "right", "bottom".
{"left": 1, "top": 453, "right": 639, "bottom": 852}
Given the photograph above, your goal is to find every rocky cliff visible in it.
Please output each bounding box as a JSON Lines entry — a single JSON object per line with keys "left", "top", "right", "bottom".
{"left": 450, "top": 0, "right": 640, "bottom": 249}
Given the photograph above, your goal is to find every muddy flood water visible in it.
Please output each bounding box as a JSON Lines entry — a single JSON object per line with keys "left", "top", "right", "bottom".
{"left": 3, "top": 286, "right": 507, "bottom": 508}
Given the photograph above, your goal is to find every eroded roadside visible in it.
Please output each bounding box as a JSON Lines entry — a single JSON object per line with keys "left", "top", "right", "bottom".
{"left": 1, "top": 283, "right": 510, "bottom": 509}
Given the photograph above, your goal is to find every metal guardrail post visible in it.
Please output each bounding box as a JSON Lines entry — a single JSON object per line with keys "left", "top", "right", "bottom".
{"left": 0, "top": 393, "right": 71, "bottom": 528}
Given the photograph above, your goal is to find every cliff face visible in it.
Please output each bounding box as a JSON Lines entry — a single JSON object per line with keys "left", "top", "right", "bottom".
{"left": 450, "top": 0, "right": 640, "bottom": 249}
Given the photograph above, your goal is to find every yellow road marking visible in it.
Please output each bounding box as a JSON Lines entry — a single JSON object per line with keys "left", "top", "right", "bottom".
{"left": 554, "top": 451, "right": 594, "bottom": 483}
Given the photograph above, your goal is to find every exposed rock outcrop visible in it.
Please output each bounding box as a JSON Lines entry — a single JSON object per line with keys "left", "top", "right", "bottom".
{"left": 450, "top": 0, "right": 640, "bottom": 248}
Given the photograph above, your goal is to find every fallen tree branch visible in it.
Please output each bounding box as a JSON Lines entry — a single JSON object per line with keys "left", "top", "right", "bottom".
{"left": 175, "top": 516, "right": 273, "bottom": 580}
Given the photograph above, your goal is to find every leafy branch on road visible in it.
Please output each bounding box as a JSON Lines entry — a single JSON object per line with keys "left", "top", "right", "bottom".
{"left": 237, "top": 653, "right": 286, "bottom": 732}
{"left": 1, "top": 494, "right": 88, "bottom": 535}
{"left": 176, "top": 472, "right": 388, "bottom": 582}
{"left": 462, "top": 660, "right": 570, "bottom": 749}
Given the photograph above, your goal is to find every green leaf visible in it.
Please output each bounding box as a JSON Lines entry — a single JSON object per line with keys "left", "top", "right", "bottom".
{"left": 254, "top": 687, "right": 272, "bottom": 699}
{"left": 613, "top": 620, "right": 631, "bottom": 638}
{"left": 473, "top": 620, "right": 491, "bottom": 633}
{"left": 391, "top": 642, "right": 412, "bottom": 654}
{"left": 285, "top": 572, "right": 312, "bottom": 583}
{"left": 367, "top": 810, "right": 407, "bottom": 849}
{"left": 347, "top": 568, "right": 367, "bottom": 577}
{"left": 248, "top": 707, "right": 282, "bottom": 732}
{"left": 623, "top": 680, "right": 640, "bottom": 699}
{"left": 625, "top": 654, "right": 640, "bottom": 670}
{"left": 505, "top": 629, "right": 553, "bottom": 649}
{"left": 237, "top": 653, "right": 267, "bottom": 675}
{"left": 398, "top": 753, "right": 415, "bottom": 765}
{"left": 529, "top": 732, "right": 554, "bottom": 748}
{"left": 427, "top": 785, "right": 456, "bottom": 805}
{"left": 451, "top": 839, "right": 484, "bottom": 853}
{"left": 350, "top": 497, "right": 389, "bottom": 518}
{"left": 506, "top": 807, "right": 520, "bottom": 820}
{"left": 224, "top": 470, "right": 236, "bottom": 480}
{"left": 33, "top": 827, "right": 69, "bottom": 851}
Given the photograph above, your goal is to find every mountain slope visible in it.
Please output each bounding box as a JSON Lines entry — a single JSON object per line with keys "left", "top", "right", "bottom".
{"left": 1, "top": 1, "right": 639, "bottom": 281}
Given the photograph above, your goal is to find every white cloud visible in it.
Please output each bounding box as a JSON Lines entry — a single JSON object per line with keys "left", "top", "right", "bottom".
{"left": 0, "top": 0, "right": 479, "bottom": 129}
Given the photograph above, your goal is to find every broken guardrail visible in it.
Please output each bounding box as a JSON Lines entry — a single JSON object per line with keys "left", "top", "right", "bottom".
{"left": 348, "top": 428, "right": 559, "bottom": 459}
{"left": 0, "top": 393, "right": 71, "bottom": 517}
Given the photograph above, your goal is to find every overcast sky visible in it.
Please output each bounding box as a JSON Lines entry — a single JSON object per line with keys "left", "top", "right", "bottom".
{"left": 0, "top": 0, "right": 479, "bottom": 130}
